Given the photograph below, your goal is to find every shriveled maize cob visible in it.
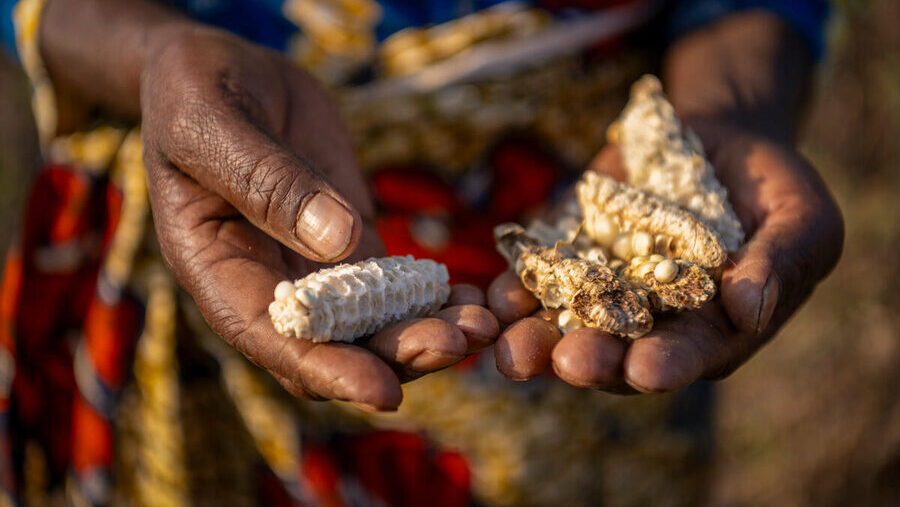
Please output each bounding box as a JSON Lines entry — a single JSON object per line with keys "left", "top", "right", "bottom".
{"left": 577, "top": 171, "right": 727, "bottom": 270}
{"left": 620, "top": 257, "right": 716, "bottom": 311}
{"left": 524, "top": 216, "right": 581, "bottom": 247}
{"left": 495, "top": 224, "right": 652, "bottom": 339}
{"left": 607, "top": 75, "right": 744, "bottom": 250}
{"left": 269, "top": 255, "right": 450, "bottom": 343}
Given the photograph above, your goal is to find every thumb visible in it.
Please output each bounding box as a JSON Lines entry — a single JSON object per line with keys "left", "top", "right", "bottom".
{"left": 157, "top": 107, "right": 362, "bottom": 262}
{"left": 719, "top": 146, "right": 843, "bottom": 336}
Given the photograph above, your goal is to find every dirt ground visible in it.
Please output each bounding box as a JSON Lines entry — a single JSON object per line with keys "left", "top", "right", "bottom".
{"left": 0, "top": 1, "right": 897, "bottom": 505}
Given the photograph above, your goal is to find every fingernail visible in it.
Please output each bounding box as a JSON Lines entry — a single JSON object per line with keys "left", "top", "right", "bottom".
{"left": 755, "top": 275, "right": 780, "bottom": 334}
{"left": 296, "top": 193, "right": 354, "bottom": 260}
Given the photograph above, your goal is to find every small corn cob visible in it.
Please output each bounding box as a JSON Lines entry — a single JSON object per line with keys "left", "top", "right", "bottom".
{"left": 577, "top": 171, "right": 728, "bottom": 270}
{"left": 269, "top": 255, "right": 450, "bottom": 343}
{"left": 495, "top": 224, "right": 653, "bottom": 339}
{"left": 607, "top": 75, "right": 744, "bottom": 251}
{"left": 619, "top": 256, "right": 716, "bottom": 311}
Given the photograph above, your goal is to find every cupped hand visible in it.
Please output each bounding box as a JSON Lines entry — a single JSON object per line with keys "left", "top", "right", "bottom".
{"left": 140, "top": 26, "right": 498, "bottom": 410}
{"left": 487, "top": 119, "right": 843, "bottom": 393}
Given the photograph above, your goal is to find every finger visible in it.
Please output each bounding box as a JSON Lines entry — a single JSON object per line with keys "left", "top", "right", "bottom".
{"left": 588, "top": 144, "right": 627, "bottom": 181}
{"left": 622, "top": 306, "right": 737, "bottom": 393}
{"left": 268, "top": 370, "right": 387, "bottom": 413}
{"left": 494, "top": 317, "right": 561, "bottom": 381}
{"left": 205, "top": 260, "right": 404, "bottom": 409}
{"left": 445, "top": 284, "right": 486, "bottom": 307}
{"left": 487, "top": 271, "right": 539, "bottom": 325}
{"left": 146, "top": 156, "right": 403, "bottom": 409}
{"left": 268, "top": 339, "right": 403, "bottom": 411}
{"left": 365, "top": 318, "right": 467, "bottom": 379}
{"left": 715, "top": 144, "right": 844, "bottom": 334}
{"left": 435, "top": 305, "right": 500, "bottom": 353}
{"left": 551, "top": 328, "right": 628, "bottom": 389}
{"left": 152, "top": 90, "right": 361, "bottom": 262}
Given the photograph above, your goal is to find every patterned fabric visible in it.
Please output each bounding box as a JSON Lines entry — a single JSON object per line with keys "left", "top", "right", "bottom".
{"left": 0, "top": 0, "right": 778, "bottom": 505}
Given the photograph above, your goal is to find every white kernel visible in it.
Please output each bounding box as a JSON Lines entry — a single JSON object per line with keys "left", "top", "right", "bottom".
{"left": 611, "top": 233, "right": 633, "bottom": 260}
{"left": 654, "top": 259, "right": 679, "bottom": 283}
{"left": 649, "top": 254, "right": 665, "bottom": 262}
{"left": 636, "top": 261, "right": 657, "bottom": 279}
{"left": 557, "top": 309, "right": 585, "bottom": 333}
{"left": 274, "top": 281, "right": 295, "bottom": 300}
{"left": 591, "top": 213, "right": 619, "bottom": 246}
{"left": 295, "top": 288, "right": 318, "bottom": 307}
{"left": 631, "top": 231, "right": 654, "bottom": 257}
{"left": 630, "top": 255, "right": 648, "bottom": 267}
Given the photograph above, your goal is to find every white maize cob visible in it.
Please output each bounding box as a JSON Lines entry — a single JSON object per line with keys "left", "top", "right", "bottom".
{"left": 608, "top": 75, "right": 745, "bottom": 250}
{"left": 577, "top": 171, "right": 728, "bottom": 270}
{"left": 269, "top": 256, "right": 450, "bottom": 343}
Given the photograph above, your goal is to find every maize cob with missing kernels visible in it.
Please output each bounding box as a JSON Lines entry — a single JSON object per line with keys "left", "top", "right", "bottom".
{"left": 577, "top": 171, "right": 727, "bottom": 270}
{"left": 607, "top": 75, "right": 744, "bottom": 250}
{"left": 269, "top": 255, "right": 450, "bottom": 343}
{"left": 495, "top": 224, "right": 653, "bottom": 338}
{"left": 619, "top": 257, "right": 716, "bottom": 312}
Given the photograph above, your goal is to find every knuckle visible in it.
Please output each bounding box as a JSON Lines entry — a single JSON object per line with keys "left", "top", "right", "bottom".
{"left": 215, "top": 306, "right": 267, "bottom": 367}
{"left": 164, "top": 99, "right": 219, "bottom": 161}
{"left": 241, "top": 152, "right": 308, "bottom": 226}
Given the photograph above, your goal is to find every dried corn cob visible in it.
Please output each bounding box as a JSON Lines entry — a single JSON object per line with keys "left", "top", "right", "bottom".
{"left": 495, "top": 224, "right": 652, "bottom": 339}
{"left": 608, "top": 75, "right": 744, "bottom": 250}
{"left": 525, "top": 216, "right": 581, "bottom": 247}
{"left": 269, "top": 255, "right": 450, "bottom": 343}
{"left": 577, "top": 171, "right": 727, "bottom": 270}
{"left": 619, "top": 257, "right": 716, "bottom": 311}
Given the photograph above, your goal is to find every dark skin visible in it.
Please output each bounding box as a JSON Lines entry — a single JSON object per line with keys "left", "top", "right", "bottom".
{"left": 40, "top": 0, "right": 499, "bottom": 411}
{"left": 489, "top": 11, "right": 844, "bottom": 393}
{"left": 38, "top": 2, "right": 843, "bottom": 404}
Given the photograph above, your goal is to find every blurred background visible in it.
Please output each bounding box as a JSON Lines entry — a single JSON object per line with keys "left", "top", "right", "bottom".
{"left": 0, "top": 0, "right": 897, "bottom": 505}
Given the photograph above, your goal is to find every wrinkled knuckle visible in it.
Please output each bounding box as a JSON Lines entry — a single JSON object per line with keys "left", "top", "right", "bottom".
{"left": 242, "top": 152, "right": 305, "bottom": 224}
{"left": 149, "top": 226, "right": 196, "bottom": 294}
{"left": 164, "top": 99, "right": 217, "bottom": 159}
{"left": 155, "top": 239, "right": 183, "bottom": 284}
{"left": 217, "top": 313, "right": 260, "bottom": 364}
{"left": 275, "top": 339, "right": 305, "bottom": 378}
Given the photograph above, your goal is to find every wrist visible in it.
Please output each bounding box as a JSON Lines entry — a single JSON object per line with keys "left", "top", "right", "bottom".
{"left": 662, "top": 10, "right": 814, "bottom": 147}
{"left": 39, "top": 0, "right": 191, "bottom": 124}
{"left": 140, "top": 21, "right": 213, "bottom": 90}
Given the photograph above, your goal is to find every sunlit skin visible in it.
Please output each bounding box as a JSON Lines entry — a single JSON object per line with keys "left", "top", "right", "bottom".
{"left": 40, "top": 1, "right": 501, "bottom": 411}
{"left": 39, "top": 1, "right": 842, "bottom": 406}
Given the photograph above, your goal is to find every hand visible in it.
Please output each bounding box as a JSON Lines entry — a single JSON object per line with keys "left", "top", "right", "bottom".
{"left": 487, "top": 119, "right": 843, "bottom": 393}
{"left": 140, "top": 26, "right": 498, "bottom": 410}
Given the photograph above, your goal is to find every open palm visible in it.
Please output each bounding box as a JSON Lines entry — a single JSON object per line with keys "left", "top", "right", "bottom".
{"left": 488, "top": 119, "right": 843, "bottom": 393}
{"left": 141, "top": 28, "right": 497, "bottom": 410}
